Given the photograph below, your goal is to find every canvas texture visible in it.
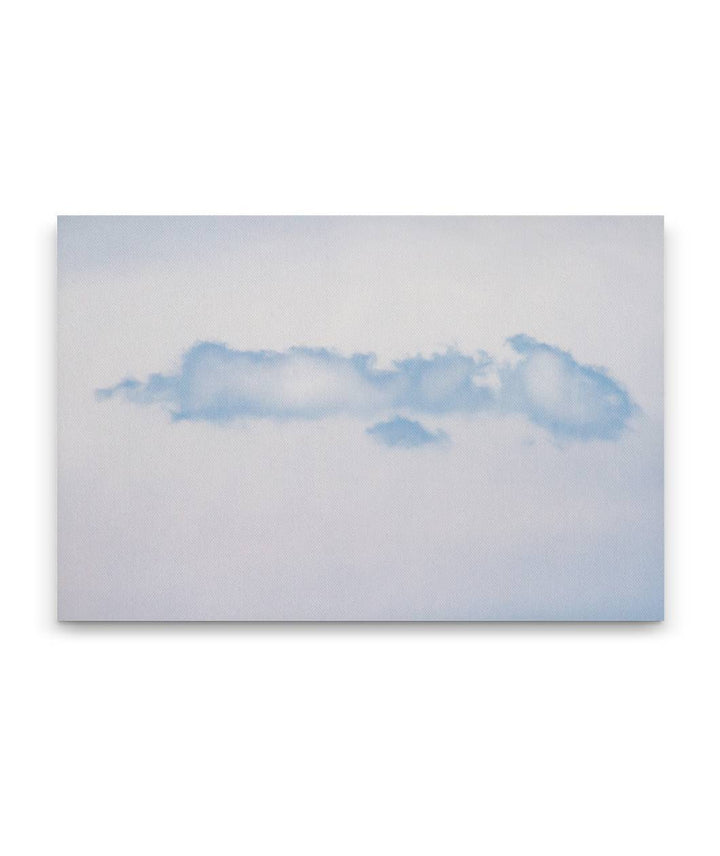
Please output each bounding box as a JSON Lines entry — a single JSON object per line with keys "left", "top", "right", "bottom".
{"left": 57, "top": 216, "right": 663, "bottom": 620}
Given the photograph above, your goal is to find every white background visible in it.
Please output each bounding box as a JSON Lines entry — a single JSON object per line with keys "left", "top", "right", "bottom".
{"left": 2, "top": 1, "right": 717, "bottom": 853}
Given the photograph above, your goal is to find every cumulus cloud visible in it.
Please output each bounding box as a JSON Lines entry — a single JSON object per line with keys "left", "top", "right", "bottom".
{"left": 97, "top": 336, "right": 635, "bottom": 444}
{"left": 367, "top": 417, "right": 448, "bottom": 448}
{"left": 500, "top": 335, "right": 635, "bottom": 440}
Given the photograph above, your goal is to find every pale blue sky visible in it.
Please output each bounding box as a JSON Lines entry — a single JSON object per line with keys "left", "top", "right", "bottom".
{"left": 58, "top": 216, "right": 663, "bottom": 620}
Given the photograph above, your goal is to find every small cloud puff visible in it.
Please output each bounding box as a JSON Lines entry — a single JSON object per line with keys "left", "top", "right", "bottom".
{"left": 367, "top": 417, "right": 448, "bottom": 448}
{"left": 97, "top": 337, "right": 635, "bottom": 444}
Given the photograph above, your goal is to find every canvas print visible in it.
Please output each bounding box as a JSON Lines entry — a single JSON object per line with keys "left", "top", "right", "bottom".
{"left": 58, "top": 216, "right": 663, "bottom": 620}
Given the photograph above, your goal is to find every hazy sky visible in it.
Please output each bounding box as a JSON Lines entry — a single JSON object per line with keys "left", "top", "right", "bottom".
{"left": 58, "top": 216, "right": 663, "bottom": 620}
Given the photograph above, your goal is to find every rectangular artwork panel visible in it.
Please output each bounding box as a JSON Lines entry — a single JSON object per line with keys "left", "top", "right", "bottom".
{"left": 58, "top": 216, "right": 663, "bottom": 620}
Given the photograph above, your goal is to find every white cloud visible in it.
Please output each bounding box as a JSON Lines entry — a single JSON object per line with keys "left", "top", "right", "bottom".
{"left": 98, "top": 336, "right": 635, "bottom": 442}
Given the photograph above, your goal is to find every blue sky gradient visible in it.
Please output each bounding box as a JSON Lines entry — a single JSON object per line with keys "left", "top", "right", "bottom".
{"left": 59, "top": 215, "right": 663, "bottom": 620}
